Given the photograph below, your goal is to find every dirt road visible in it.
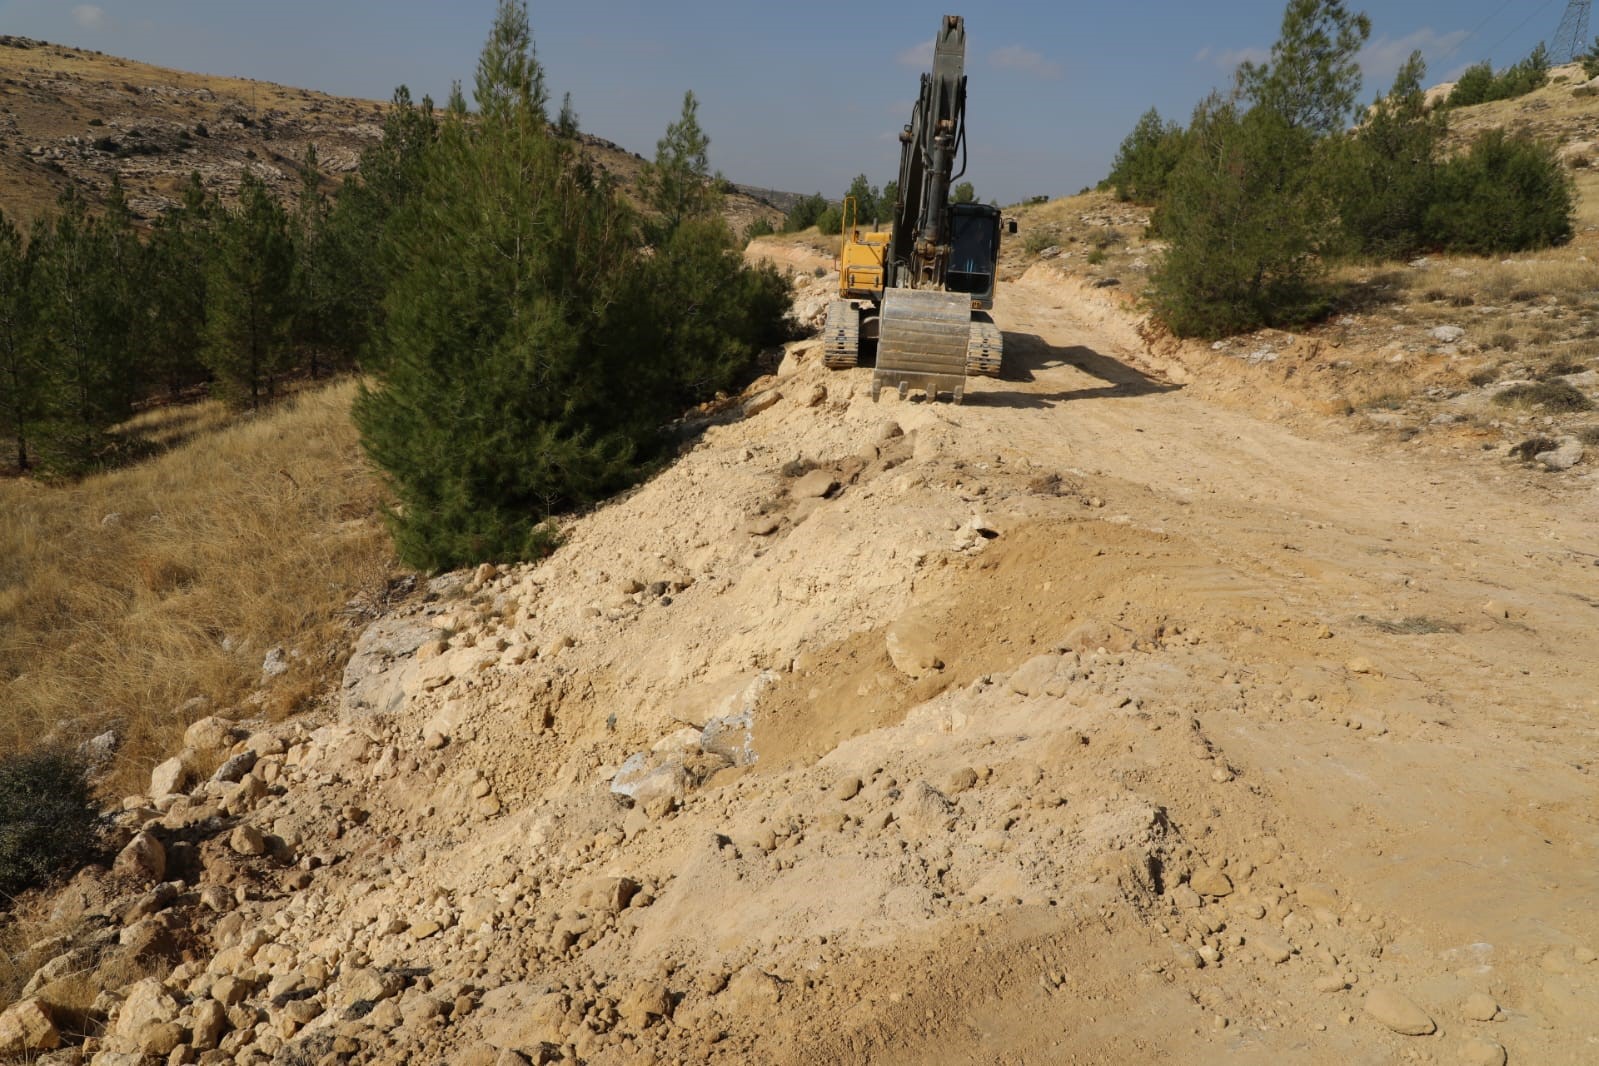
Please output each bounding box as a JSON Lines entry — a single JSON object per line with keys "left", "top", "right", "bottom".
{"left": 67, "top": 261, "right": 1597, "bottom": 1065}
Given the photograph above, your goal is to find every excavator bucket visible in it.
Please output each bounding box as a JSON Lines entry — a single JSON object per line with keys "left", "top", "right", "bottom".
{"left": 873, "top": 288, "right": 971, "bottom": 403}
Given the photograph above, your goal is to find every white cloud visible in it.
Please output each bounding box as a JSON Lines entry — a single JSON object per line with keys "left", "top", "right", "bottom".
{"left": 989, "top": 45, "right": 1063, "bottom": 80}
{"left": 1194, "top": 44, "right": 1271, "bottom": 72}
{"left": 71, "top": 4, "right": 107, "bottom": 31}
{"left": 1358, "top": 28, "right": 1471, "bottom": 92}
{"left": 897, "top": 40, "right": 933, "bottom": 68}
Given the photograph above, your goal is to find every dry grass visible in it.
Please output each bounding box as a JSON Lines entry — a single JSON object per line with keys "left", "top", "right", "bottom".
{"left": 0, "top": 379, "right": 396, "bottom": 798}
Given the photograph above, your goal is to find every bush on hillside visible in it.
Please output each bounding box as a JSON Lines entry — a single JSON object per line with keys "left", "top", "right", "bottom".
{"left": 1446, "top": 45, "right": 1550, "bottom": 108}
{"left": 1324, "top": 51, "right": 1446, "bottom": 260}
{"left": 814, "top": 205, "right": 842, "bottom": 235}
{"left": 782, "top": 193, "right": 828, "bottom": 232}
{"left": 0, "top": 749, "right": 101, "bottom": 898}
{"left": 1425, "top": 130, "right": 1574, "bottom": 255}
{"left": 1150, "top": 99, "right": 1329, "bottom": 339}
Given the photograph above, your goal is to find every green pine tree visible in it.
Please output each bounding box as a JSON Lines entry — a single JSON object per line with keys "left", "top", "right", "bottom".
{"left": 0, "top": 210, "right": 42, "bottom": 471}
{"left": 144, "top": 173, "right": 215, "bottom": 397}
{"left": 639, "top": 91, "right": 718, "bottom": 240}
{"left": 32, "top": 188, "right": 140, "bottom": 468}
{"left": 355, "top": 0, "right": 649, "bottom": 570}
{"left": 204, "top": 173, "right": 296, "bottom": 409}
{"left": 1104, "top": 108, "right": 1187, "bottom": 204}
{"left": 1237, "top": 0, "right": 1371, "bottom": 136}
{"left": 291, "top": 145, "right": 357, "bottom": 379}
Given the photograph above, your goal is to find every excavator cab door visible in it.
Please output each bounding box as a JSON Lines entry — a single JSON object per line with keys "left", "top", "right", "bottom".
{"left": 947, "top": 202, "right": 1001, "bottom": 307}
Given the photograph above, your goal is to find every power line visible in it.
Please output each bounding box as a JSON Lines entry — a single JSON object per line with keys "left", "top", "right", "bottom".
{"left": 1435, "top": 0, "right": 1524, "bottom": 66}
{"left": 1478, "top": 0, "right": 1563, "bottom": 63}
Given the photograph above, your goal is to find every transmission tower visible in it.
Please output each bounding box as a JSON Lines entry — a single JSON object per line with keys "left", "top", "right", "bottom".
{"left": 1552, "top": 0, "right": 1593, "bottom": 65}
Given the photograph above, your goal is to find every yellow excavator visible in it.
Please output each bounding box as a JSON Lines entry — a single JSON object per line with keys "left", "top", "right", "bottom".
{"left": 824, "top": 14, "right": 1003, "bottom": 403}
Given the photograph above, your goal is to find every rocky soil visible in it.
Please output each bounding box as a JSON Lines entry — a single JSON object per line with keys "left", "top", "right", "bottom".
{"left": 4, "top": 256, "right": 1596, "bottom": 1064}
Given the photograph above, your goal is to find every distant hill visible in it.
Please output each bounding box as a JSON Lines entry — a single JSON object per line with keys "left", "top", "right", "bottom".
{"left": 0, "top": 35, "right": 787, "bottom": 233}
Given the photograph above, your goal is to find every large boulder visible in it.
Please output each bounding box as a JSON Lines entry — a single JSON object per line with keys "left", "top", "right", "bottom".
{"left": 0, "top": 998, "right": 60, "bottom": 1056}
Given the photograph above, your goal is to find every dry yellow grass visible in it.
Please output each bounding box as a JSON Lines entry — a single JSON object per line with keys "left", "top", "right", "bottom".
{"left": 0, "top": 379, "right": 396, "bottom": 798}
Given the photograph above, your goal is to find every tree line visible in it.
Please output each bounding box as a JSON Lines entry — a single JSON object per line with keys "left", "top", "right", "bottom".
{"left": 748, "top": 176, "right": 978, "bottom": 239}
{"left": 0, "top": 124, "right": 415, "bottom": 474}
{"left": 1101, "top": 0, "right": 1576, "bottom": 339}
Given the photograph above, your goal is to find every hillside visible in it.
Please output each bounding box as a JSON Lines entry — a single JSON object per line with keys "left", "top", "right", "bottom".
{"left": 0, "top": 36, "right": 784, "bottom": 232}
{"left": 2, "top": 40, "right": 1598, "bottom": 1066}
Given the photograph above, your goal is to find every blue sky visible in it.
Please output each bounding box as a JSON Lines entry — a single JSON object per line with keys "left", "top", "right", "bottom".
{"left": 0, "top": 0, "right": 1578, "bottom": 203}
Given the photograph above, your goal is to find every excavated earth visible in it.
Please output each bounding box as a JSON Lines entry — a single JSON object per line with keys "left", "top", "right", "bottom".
{"left": 7, "top": 262, "right": 1598, "bottom": 1066}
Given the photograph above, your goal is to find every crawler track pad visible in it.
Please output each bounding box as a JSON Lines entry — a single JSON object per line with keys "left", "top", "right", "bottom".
{"left": 873, "top": 288, "right": 971, "bottom": 403}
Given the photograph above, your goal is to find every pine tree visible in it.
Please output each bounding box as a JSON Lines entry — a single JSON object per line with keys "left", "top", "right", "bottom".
{"left": 204, "top": 173, "right": 295, "bottom": 409}
{"left": 144, "top": 173, "right": 215, "bottom": 397}
{"left": 291, "top": 145, "right": 356, "bottom": 379}
{"left": 0, "top": 211, "right": 42, "bottom": 471}
{"left": 1105, "top": 108, "right": 1187, "bottom": 204}
{"left": 844, "top": 174, "right": 880, "bottom": 225}
{"left": 1237, "top": 0, "right": 1371, "bottom": 136}
{"left": 639, "top": 91, "right": 717, "bottom": 240}
{"left": 355, "top": 0, "right": 649, "bottom": 570}
{"left": 1324, "top": 51, "right": 1447, "bottom": 259}
{"left": 32, "top": 188, "right": 140, "bottom": 468}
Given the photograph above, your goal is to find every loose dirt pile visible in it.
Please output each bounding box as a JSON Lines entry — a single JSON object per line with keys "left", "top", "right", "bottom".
{"left": 5, "top": 267, "right": 1597, "bottom": 1065}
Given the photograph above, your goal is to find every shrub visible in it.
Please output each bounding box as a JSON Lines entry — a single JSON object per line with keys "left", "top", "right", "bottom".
{"left": 744, "top": 216, "right": 774, "bottom": 241}
{"left": 1446, "top": 46, "right": 1550, "bottom": 108}
{"left": 1150, "top": 99, "right": 1329, "bottom": 338}
{"left": 1425, "top": 130, "right": 1574, "bottom": 255}
{"left": 0, "top": 749, "right": 101, "bottom": 897}
{"left": 1086, "top": 248, "right": 1106, "bottom": 265}
{"left": 814, "top": 205, "right": 842, "bottom": 235}
{"left": 782, "top": 193, "right": 828, "bottom": 233}
{"left": 1492, "top": 381, "right": 1593, "bottom": 411}
{"left": 1022, "top": 227, "right": 1059, "bottom": 254}
{"left": 1576, "top": 424, "right": 1599, "bottom": 445}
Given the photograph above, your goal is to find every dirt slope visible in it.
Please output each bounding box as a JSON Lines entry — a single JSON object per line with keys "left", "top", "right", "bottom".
{"left": 9, "top": 266, "right": 1597, "bottom": 1065}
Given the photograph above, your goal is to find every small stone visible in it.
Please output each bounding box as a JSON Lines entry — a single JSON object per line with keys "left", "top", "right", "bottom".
{"left": 744, "top": 515, "right": 780, "bottom": 536}
{"left": 1460, "top": 1038, "right": 1506, "bottom": 1066}
{"left": 211, "top": 749, "right": 257, "bottom": 784}
{"left": 1430, "top": 325, "right": 1465, "bottom": 344}
{"left": 1315, "top": 975, "right": 1348, "bottom": 993}
{"left": 832, "top": 776, "right": 863, "bottom": 801}
{"left": 1461, "top": 992, "right": 1499, "bottom": 1022}
{"left": 184, "top": 716, "right": 241, "bottom": 756}
{"left": 944, "top": 767, "right": 979, "bottom": 795}
{"left": 1345, "top": 657, "right": 1374, "bottom": 674}
{"left": 114, "top": 830, "right": 167, "bottom": 883}
{"left": 743, "top": 390, "right": 781, "bottom": 417}
{"left": 885, "top": 618, "right": 943, "bottom": 678}
{"left": 229, "top": 825, "right": 266, "bottom": 857}
{"left": 1190, "top": 867, "right": 1233, "bottom": 897}
{"left": 410, "top": 920, "right": 442, "bottom": 940}
{"left": 424, "top": 731, "right": 448, "bottom": 750}
{"left": 805, "top": 384, "right": 828, "bottom": 407}
{"left": 1169, "top": 883, "right": 1202, "bottom": 910}
{"left": 1254, "top": 934, "right": 1293, "bottom": 964}
{"left": 1297, "top": 882, "right": 1340, "bottom": 911}
{"left": 150, "top": 754, "right": 192, "bottom": 798}
{"left": 1364, "top": 987, "right": 1436, "bottom": 1035}
{"left": 792, "top": 469, "right": 838, "bottom": 498}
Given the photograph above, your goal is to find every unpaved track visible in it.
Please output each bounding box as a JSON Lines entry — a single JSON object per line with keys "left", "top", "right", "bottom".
{"left": 785, "top": 269, "right": 1599, "bottom": 1062}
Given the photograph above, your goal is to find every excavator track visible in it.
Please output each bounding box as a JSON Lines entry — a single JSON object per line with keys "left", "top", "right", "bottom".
{"left": 966, "top": 316, "right": 1003, "bottom": 377}
{"left": 873, "top": 288, "right": 971, "bottom": 403}
{"left": 822, "top": 300, "right": 860, "bottom": 369}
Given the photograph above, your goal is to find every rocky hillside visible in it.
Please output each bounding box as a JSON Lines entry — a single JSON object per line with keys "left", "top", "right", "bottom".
{"left": 0, "top": 36, "right": 784, "bottom": 231}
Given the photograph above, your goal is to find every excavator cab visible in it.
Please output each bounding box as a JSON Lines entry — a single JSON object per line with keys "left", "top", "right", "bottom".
{"left": 947, "top": 202, "right": 1001, "bottom": 308}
